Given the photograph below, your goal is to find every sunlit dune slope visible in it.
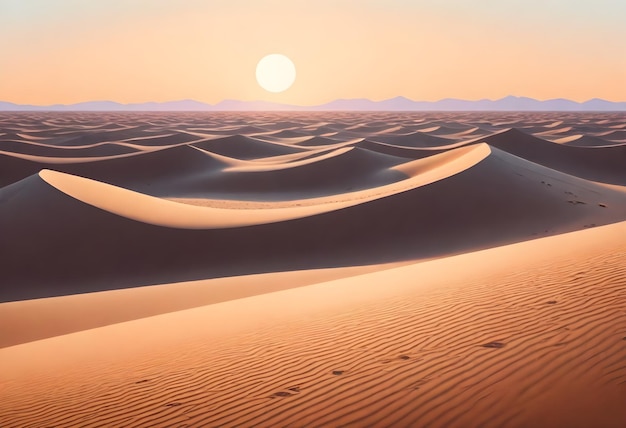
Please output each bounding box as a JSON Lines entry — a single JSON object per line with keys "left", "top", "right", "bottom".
{"left": 1, "top": 220, "right": 625, "bottom": 427}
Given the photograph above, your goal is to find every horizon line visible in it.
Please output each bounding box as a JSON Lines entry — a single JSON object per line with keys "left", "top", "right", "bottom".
{"left": 2, "top": 95, "right": 626, "bottom": 107}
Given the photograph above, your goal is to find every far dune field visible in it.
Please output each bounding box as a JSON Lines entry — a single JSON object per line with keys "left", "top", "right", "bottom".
{"left": 1, "top": 111, "right": 625, "bottom": 427}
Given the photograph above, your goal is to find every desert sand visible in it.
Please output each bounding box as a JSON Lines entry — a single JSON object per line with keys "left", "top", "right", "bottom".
{"left": 1, "top": 111, "right": 625, "bottom": 427}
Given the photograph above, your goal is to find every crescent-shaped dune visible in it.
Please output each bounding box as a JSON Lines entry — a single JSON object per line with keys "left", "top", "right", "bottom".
{"left": 22, "top": 144, "right": 492, "bottom": 230}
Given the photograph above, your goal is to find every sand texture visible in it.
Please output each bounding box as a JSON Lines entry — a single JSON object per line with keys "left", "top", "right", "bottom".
{"left": 1, "top": 111, "right": 625, "bottom": 427}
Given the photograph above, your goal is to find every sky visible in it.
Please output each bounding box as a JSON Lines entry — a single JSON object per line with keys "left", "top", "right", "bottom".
{"left": 1, "top": 0, "right": 625, "bottom": 105}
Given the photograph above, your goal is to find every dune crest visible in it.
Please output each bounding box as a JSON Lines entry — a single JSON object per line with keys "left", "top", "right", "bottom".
{"left": 36, "top": 143, "right": 490, "bottom": 229}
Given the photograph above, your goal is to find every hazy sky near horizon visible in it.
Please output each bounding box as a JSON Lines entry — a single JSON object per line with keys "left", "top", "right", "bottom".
{"left": 1, "top": 0, "right": 625, "bottom": 105}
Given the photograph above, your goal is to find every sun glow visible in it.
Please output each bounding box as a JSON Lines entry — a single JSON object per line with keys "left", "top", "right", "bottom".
{"left": 255, "top": 54, "right": 296, "bottom": 93}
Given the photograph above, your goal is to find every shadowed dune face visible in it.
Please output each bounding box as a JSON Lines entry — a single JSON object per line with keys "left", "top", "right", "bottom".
{"left": 478, "top": 128, "right": 626, "bottom": 184}
{"left": 1, "top": 112, "right": 626, "bottom": 427}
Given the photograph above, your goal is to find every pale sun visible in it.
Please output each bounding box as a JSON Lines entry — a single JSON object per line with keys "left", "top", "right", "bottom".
{"left": 256, "top": 54, "right": 296, "bottom": 93}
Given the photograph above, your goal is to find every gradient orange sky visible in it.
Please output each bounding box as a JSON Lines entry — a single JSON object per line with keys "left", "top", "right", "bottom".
{"left": 1, "top": 0, "right": 625, "bottom": 105}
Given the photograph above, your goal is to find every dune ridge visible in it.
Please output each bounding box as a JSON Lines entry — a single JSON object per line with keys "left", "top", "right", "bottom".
{"left": 0, "top": 261, "right": 413, "bottom": 348}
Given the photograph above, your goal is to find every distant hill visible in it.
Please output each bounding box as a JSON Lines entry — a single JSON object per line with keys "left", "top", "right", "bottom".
{"left": 1, "top": 96, "right": 625, "bottom": 111}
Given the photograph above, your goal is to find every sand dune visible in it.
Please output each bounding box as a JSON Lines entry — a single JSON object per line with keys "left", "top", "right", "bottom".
{"left": 479, "top": 128, "right": 626, "bottom": 184}
{"left": 592, "top": 129, "right": 626, "bottom": 141}
{"left": 437, "top": 127, "right": 489, "bottom": 140}
{"left": 415, "top": 124, "right": 476, "bottom": 136}
{"left": 369, "top": 131, "right": 454, "bottom": 147}
{"left": 200, "top": 146, "right": 413, "bottom": 198}
{"left": 532, "top": 126, "right": 574, "bottom": 137}
{"left": 191, "top": 134, "right": 305, "bottom": 159}
{"left": 2, "top": 142, "right": 625, "bottom": 301}
{"left": 291, "top": 135, "right": 349, "bottom": 147}
{"left": 357, "top": 139, "right": 449, "bottom": 158}
{"left": 0, "top": 144, "right": 230, "bottom": 195}
{"left": 1, "top": 220, "right": 624, "bottom": 427}
{"left": 43, "top": 126, "right": 156, "bottom": 146}
{"left": 52, "top": 143, "right": 413, "bottom": 199}
{"left": 1, "top": 111, "right": 625, "bottom": 427}
{"left": 0, "top": 151, "right": 65, "bottom": 187}
{"left": 250, "top": 128, "right": 308, "bottom": 139}
{"left": 216, "top": 124, "right": 269, "bottom": 135}
{"left": 558, "top": 134, "right": 624, "bottom": 147}
{"left": 0, "top": 138, "right": 139, "bottom": 157}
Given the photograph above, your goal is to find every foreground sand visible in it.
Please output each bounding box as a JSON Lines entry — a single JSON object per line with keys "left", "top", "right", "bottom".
{"left": 1, "top": 221, "right": 625, "bottom": 427}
